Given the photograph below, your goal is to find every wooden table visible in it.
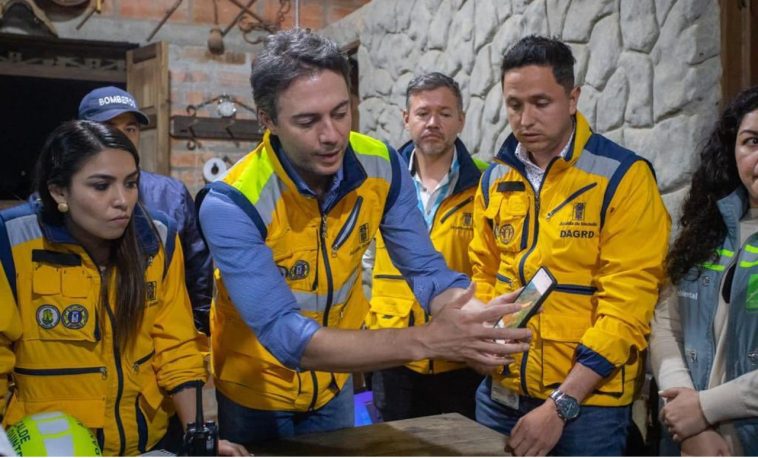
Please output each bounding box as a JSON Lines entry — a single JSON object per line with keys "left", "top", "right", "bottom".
{"left": 253, "top": 413, "right": 510, "bottom": 456}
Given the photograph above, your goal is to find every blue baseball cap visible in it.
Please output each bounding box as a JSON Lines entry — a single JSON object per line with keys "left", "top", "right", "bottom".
{"left": 78, "top": 86, "right": 149, "bottom": 125}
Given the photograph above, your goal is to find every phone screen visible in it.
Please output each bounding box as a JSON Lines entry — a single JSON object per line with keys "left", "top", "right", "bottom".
{"left": 494, "top": 267, "right": 555, "bottom": 329}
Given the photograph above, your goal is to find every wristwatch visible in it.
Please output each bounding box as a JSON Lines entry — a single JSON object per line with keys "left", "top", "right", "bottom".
{"left": 549, "top": 389, "right": 580, "bottom": 422}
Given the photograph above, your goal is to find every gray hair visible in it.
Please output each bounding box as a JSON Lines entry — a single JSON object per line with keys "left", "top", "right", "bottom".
{"left": 405, "top": 72, "right": 463, "bottom": 111}
{"left": 250, "top": 28, "right": 350, "bottom": 123}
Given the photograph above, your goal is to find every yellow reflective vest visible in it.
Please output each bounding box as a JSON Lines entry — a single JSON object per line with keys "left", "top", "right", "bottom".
{"left": 367, "top": 139, "right": 487, "bottom": 374}
{"left": 0, "top": 203, "right": 206, "bottom": 456}
{"left": 470, "top": 113, "right": 670, "bottom": 406}
{"left": 209, "top": 131, "right": 393, "bottom": 411}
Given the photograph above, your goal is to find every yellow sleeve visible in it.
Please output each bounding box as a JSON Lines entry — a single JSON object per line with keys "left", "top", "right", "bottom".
{"left": 469, "top": 172, "right": 501, "bottom": 303}
{"left": 151, "top": 234, "right": 207, "bottom": 392}
{"left": 0, "top": 261, "right": 22, "bottom": 415}
{"left": 580, "top": 160, "right": 671, "bottom": 366}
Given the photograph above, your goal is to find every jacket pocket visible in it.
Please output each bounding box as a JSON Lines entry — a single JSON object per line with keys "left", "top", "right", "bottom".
{"left": 366, "top": 297, "right": 415, "bottom": 330}
{"left": 485, "top": 193, "right": 529, "bottom": 253}
{"left": 268, "top": 230, "right": 318, "bottom": 291}
{"left": 215, "top": 318, "right": 296, "bottom": 394}
{"left": 332, "top": 196, "right": 363, "bottom": 252}
{"left": 27, "top": 265, "right": 97, "bottom": 342}
{"left": 539, "top": 313, "right": 590, "bottom": 389}
{"left": 540, "top": 313, "right": 625, "bottom": 397}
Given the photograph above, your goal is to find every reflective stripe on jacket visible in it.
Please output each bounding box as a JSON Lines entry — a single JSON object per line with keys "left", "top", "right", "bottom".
{"left": 0, "top": 202, "right": 206, "bottom": 456}
{"left": 469, "top": 112, "right": 670, "bottom": 406}
{"left": 676, "top": 187, "right": 758, "bottom": 454}
{"left": 209, "top": 131, "right": 392, "bottom": 411}
{"left": 367, "top": 139, "right": 487, "bottom": 374}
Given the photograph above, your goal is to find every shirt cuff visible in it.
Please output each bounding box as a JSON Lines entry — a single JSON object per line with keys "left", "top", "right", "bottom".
{"left": 575, "top": 344, "right": 615, "bottom": 377}
{"left": 699, "top": 381, "right": 746, "bottom": 425}
{"left": 261, "top": 312, "right": 322, "bottom": 370}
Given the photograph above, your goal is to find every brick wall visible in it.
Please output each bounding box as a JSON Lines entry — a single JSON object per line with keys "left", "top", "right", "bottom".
{"left": 91, "top": 0, "right": 369, "bottom": 36}
{"left": 168, "top": 44, "right": 255, "bottom": 193}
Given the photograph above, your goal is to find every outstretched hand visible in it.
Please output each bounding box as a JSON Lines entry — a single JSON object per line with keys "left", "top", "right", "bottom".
{"left": 425, "top": 284, "right": 531, "bottom": 371}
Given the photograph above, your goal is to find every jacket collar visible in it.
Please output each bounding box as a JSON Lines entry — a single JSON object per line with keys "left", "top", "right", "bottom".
{"left": 397, "top": 137, "right": 482, "bottom": 195}
{"left": 717, "top": 186, "right": 749, "bottom": 248}
{"left": 40, "top": 202, "right": 161, "bottom": 257}
{"left": 267, "top": 131, "right": 368, "bottom": 211}
{"left": 495, "top": 112, "right": 592, "bottom": 175}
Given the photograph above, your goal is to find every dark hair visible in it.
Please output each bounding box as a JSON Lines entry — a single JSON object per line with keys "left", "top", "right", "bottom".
{"left": 500, "top": 35, "right": 576, "bottom": 91}
{"left": 667, "top": 86, "right": 758, "bottom": 284}
{"left": 405, "top": 72, "right": 463, "bottom": 111}
{"left": 250, "top": 28, "right": 350, "bottom": 123}
{"left": 35, "top": 120, "right": 146, "bottom": 350}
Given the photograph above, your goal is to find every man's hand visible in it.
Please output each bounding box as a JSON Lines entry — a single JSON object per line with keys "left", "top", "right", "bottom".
{"left": 424, "top": 284, "right": 531, "bottom": 371}
{"left": 219, "top": 439, "right": 252, "bottom": 456}
{"left": 660, "top": 387, "right": 709, "bottom": 441}
{"left": 467, "top": 289, "right": 525, "bottom": 374}
{"left": 679, "top": 429, "right": 731, "bottom": 456}
{"left": 506, "top": 400, "right": 564, "bottom": 456}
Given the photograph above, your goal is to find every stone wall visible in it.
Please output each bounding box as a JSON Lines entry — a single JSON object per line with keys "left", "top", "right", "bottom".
{"left": 326, "top": 0, "right": 722, "bottom": 220}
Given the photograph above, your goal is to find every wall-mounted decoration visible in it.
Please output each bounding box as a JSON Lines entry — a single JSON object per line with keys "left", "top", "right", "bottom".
{"left": 221, "top": 0, "right": 291, "bottom": 47}
{"left": 0, "top": 0, "right": 58, "bottom": 35}
{"left": 171, "top": 95, "right": 261, "bottom": 150}
{"left": 75, "top": 0, "right": 103, "bottom": 30}
{"left": 147, "top": 0, "right": 184, "bottom": 41}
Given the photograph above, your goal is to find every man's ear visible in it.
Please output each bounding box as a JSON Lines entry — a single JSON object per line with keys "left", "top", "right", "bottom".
{"left": 258, "top": 109, "right": 276, "bottom": 133}
{"left": 48, "top": 184, "right": 67, "bottom": 205}
{"left": 402, "top": 109, "right": 410, "bottom": 131}
{"left": 568, "top": 86, "right": 581, "bottom": 115}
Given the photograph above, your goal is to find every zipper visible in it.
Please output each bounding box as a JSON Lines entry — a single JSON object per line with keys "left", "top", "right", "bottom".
{"left": 554, "top": 284, "right": 597, "bottom": 295}
{"left": 15, "top": 366, "right": 107, "bottom": 378}
{"left": 102, "top": 282, "right": 127, "bottom": 456}
{"left": 495, "top": 273, "right": 512, "bottom": 286}
{"left": 331, "top": 197, "right": 363, "bottom": 253}
{"left": 438, "top": 196, "right": 474, "bottom": 225}
{"left": 312, "top": 228, "right": 320, "bottom": 291}
{"left": 544, "top": 183, "right": 597, "bottom": 220}
{"left": 516, "top": 157, "right": 558, "bottom": 396}
{"left": 374, "top": 274, "right": 404, "bottom": 280}
{"left": 296, "top": 371, "right": 302, "bottom": 397}
{"left": 94, "top": 309, "right": 101, "bottom": 342}
{"left": 135, "top": 395, "right": 148, "bottom": 454}
{"left": 132, "top": 350, "right": 155, "bottom": 373}
{"left": 319, "top": 212, "right": 335, "bottom": 327}
{"left": 517, "top": 158, "right": 557, "bottom": 285}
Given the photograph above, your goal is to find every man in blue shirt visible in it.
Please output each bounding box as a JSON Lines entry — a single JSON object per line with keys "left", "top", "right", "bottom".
{"left": 198, "top": 29, "right": 531, "bottom": 445}
{"left": 79, "top": 87, "right": 214, "bottom": 334}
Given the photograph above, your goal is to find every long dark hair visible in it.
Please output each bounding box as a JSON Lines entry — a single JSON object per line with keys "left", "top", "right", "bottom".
{"left": 35, "top": 120, "right": 146, "bottom": 350}
{"left": 667, "top": 86, "right": 758, "bottom": 284}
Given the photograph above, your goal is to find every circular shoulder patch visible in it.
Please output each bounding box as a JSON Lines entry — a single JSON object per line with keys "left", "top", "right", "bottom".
{"left": 36, "top": 305, "right": 60, "bottom": 330}
{"left": 497, "top": 223, "right": 515, "bottom": 244}
{"left": 62, "top": 304, "right": 89, "bottom": 330}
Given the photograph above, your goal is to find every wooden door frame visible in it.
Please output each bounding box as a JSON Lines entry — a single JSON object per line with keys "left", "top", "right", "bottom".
{"left": 720, "top": 0, "right": 758, "bottom": 105}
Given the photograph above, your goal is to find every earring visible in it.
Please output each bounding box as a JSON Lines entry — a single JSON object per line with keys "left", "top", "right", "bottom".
{"left": 57, "top": 202, "right": 69, "bottom": 213}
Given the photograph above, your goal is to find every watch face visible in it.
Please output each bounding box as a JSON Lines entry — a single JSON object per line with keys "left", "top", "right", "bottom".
{"left": 556, "top": 395, "right": 580, "bottom": 420}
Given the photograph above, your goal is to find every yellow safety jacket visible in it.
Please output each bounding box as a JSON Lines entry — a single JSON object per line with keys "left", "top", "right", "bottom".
{"left": 470, "top": 113, "right": 670, "bottom": 406}
{"left": 367, "top": 139, "right": 487, "bottom": 374}
{"left": 208, "top": 131, "right": 393, "bottom": 411}
{"left": 0, "top": 203, "right": 206, "bottom": 456}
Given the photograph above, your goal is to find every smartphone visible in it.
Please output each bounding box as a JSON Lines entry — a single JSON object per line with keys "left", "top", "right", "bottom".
{"left": 494, "top": 266, "right": 556, "bottom": 330}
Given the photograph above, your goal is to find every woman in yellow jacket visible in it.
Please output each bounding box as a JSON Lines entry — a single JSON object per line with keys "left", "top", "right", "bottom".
{"left": 0, "top": 121, "right": 247, "bottom": 456}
